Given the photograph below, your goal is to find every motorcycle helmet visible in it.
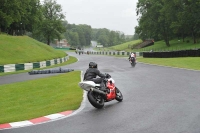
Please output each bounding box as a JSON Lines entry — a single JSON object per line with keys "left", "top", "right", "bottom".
{"left": 131, "top": 52, "right": 135, "bottom": 57}
{"left": 89, "top": 62, "right": 97, "bottom": 68}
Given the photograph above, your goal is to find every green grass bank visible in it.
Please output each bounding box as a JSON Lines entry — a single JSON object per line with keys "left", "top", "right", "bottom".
{"left": 0, "top": 34, "right": 66, "bottom": 65}
{"left": 137, "top": 57, "right": 200, "bottom": 70}
{"left": 102, "top": 38, "right": 200, "bottom": 52}
{"left": 0, "top": 71, "right": 83, "bottom": 124}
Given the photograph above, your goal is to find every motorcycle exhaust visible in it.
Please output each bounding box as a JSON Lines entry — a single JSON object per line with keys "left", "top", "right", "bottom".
{"left": 91, "top": 88, "right": 106, "bottom": 95}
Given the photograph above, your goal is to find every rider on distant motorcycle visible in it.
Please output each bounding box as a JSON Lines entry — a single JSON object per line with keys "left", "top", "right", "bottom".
{"left": 128, "top": 52, "right": 136, "bottom": 63}
{"left": 84, "top": 62, "right": 106, "bottom": 90}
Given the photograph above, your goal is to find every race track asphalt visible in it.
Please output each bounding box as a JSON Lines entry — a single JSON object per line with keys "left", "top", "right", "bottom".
{"left": 1, "top": 52, "right": 200, "bottom": 133}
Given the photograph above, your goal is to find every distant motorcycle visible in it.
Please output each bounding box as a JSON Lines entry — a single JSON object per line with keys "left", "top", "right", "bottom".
{"left": 129, "top": 57, "right": 136, "bottom": 67}
{"left": 78, "top": 73, "right": 123, "bottom": 109}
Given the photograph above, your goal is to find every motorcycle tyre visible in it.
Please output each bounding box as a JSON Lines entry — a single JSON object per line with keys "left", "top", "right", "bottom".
{"left": 131, "top": 62, "right": 136, "bottom": 67}
{"left": 87, "top": 90, "right": 104, "bottom": 109}
{"left": 115, "top": 87, "right": 123, "bottom": 102}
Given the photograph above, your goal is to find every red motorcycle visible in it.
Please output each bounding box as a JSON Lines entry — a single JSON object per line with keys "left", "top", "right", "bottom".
{"left": 78, "top": 73, "right": 123, "bottom": 109}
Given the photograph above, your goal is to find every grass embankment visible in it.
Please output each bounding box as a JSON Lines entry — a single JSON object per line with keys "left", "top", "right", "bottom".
{"left": 108, "top": 40, "right": 142, "bottom": 51}
{"left": 95, "top": 39, "right": 143, "bottom": 51}
{"left": 0, "top": 34, "right": 66, "bottom": 65}
{"left": 138, "top": 39, "right": 200, "bottom": 52}
{"left": 0, "top": 71, "right": 83, "bottom": 124}
{"left": 102, "top": 38, "right": 200, "bottom": 52}
{"left": 137, "top": 57, "right": 200, "bottom": 70}
{"left": 0, "top": 34, "right": 78, "bottom": 76}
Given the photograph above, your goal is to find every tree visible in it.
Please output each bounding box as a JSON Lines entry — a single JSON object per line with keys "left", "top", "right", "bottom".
{"left": 67, "top": 31, "right": 79, "bottom": 46}
{"left": 62, "top": 23, "right": 92, "bottom": 47}
{"left": 0, "top": 0, "right": 41, "bottom": 35}
{"left": 33, "top": 0, "right": 66, "bottom": 45}
{"left": 98, "top": 35, "right": 109, "bottom": 46}
{"left": 91, "top": 28, "right": 126, "bottom": 47}
{"left": 79, "top": 24, "right": 92, "bottom": 46}
{"left": 136, "top": 0, "right": 173, "bottom": 46}
{"left": 96, "top": 28, "right": 109, "bottom": 46}
{"left": 108, "top": 31, "right": 116, "bottom": 46}
{"left": 135, "top": 0, "right": 200, "bottom": 45}
{"left": 132, "top": 33, "right": 139, "bottom": 40}
{"left": 180, "top": 0, "right": 200, "bottom": 43}
{"left": 22, "top": 0, "right": 42, "bottom": 33}
{"left": 76, "top": 26, "right": 86, "bottom": 47}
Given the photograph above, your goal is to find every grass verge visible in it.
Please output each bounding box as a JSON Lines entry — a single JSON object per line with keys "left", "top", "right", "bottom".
{"left": 137, "top": 39, "right": 200, "bottom": 52}
{"left": 0, "top": 71, "right": 83, "bottom": 124}
{"left": 137, "top": 57, "right": 200, "bottom": 70}
{"left": 0, "top": 35, "right": 66, "bottom": 65}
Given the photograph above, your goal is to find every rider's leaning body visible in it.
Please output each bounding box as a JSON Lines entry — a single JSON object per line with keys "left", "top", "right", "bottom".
{"left": 84, "top": 62, "right": 105, "bottom": 84}
{"left": 128, "top": 52, "right": 136, "bottom": 62}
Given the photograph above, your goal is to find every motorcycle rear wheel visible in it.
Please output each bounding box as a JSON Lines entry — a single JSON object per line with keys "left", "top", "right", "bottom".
{"left": 131, "top": 62, "right": 136, "bottom": 67}
{"left": 87, "top": 90, "right": 105, "bottom": 109}
{"left": 115, "top": 87, "right": 123, "bottom": 102}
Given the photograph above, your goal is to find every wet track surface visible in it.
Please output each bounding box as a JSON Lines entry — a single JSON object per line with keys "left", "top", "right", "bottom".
{"left": 1, "top": 52, "right": 200, "bottom": 133}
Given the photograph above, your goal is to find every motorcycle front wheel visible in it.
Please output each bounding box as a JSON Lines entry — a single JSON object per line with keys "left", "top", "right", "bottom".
{"left": 87, "top": 90, "right": 105, "bottom": 109}
{"left": 115, "top": 87, "right": 123, "bottom": 102}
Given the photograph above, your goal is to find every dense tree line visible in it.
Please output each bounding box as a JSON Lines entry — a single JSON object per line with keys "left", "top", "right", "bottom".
{"left": 0, "top": 0, "right": 65, "bottom": 45}
{"left": 1, "top": 0, "right": 135, "bottom": 47}
{"left": 91, "top": 28, "right": 127, "bottom": 47}
{"left": 63, "top": 23, "right": 92, "bottom": 48}
{"left": 135, "top": 0, "right": 200, "bottom": 46}
{"left": 62, "top": 25, "right": 134, "bottom": 48}
{"left": 0, "top": 0, "right": 41, "bottom": 35}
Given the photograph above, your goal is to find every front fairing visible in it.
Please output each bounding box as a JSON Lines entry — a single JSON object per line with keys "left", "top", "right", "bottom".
{"left": 106, "top": 78, "right": 116, "bottom": 100}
